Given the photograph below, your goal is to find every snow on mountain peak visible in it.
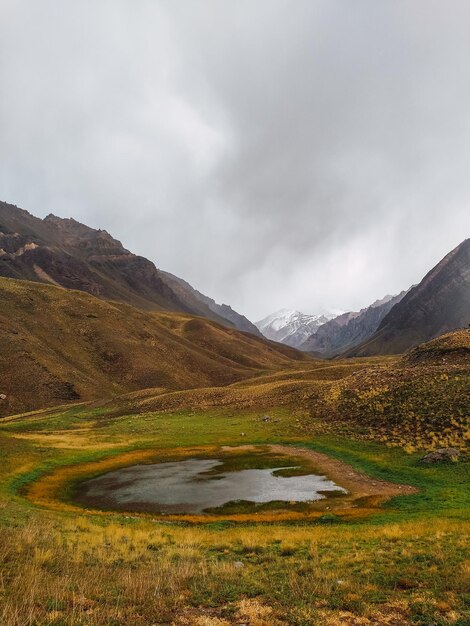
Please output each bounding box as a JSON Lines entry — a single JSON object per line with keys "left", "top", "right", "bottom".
{"left": 255, "top": 308, "right": 340, "bottom": 348}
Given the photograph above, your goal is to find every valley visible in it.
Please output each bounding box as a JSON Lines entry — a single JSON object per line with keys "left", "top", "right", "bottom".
{"left": 0, "top": 204, "right": 469, "bottom": 625}
{"left": 1, "top": 324, "right": 468, "bottom": 624}
{"left": 2, "top": 4, "right": 470, "bottom": 624}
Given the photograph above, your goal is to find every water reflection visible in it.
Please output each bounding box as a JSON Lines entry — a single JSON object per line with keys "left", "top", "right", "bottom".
{"left": 75, "top": 458, "right": 347, "bottom": 514}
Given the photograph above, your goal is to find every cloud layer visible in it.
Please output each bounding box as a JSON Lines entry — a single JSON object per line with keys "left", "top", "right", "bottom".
{"left": 1, "top": 1, "right": 469, "bottom": 319}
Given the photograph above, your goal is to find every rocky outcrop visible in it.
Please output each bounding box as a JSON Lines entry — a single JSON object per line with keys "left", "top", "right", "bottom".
{"left": 420, "top": 448, "right": 460, "bottom": 463}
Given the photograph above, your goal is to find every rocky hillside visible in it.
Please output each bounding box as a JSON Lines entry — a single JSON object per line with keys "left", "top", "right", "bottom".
{"left": 0, "top": 201, "right": 255, "bottom": 332}
{"left": 301, "top": 292, "right": 408, "bottom": 357}
{"left": 256, "top": 309, "right": 336, "bottom": 348}
{"left": 0, "top": 277, "right": 308, "bottom": 417}
{"left": 347, "top": 239, "right": 470, "bottom": 356}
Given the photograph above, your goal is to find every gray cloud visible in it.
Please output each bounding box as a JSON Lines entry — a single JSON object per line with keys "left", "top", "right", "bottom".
{"left": 1, "top": 0, "right": 469, "bottom": 320}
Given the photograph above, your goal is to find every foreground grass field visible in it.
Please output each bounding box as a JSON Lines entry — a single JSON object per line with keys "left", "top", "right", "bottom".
{"left": 0, "top": 404, "right": 469, "bottom": 625}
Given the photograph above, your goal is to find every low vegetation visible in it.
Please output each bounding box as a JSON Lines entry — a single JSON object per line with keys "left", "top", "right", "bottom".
{"left": 0, "top": 394, "right": 468, "bottom": 624}
{"left": 0, "top": 279, "right": 468, "bottom": 624}
{"left": 1, "top": 513, "right": 468, "bottom": 626}
{"left": 323, "top": 360, "right": 470, "bottom": 452}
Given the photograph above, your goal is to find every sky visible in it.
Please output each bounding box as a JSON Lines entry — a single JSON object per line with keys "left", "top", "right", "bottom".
{"left": 1, "top": 1, "right": 470, "bottom": 321}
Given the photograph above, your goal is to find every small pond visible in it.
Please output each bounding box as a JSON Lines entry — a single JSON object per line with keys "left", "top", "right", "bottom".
{"left": 74, "top": 453, "right": 347, "bottom": 514}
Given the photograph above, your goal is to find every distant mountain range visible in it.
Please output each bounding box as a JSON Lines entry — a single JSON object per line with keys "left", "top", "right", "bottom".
{"left": 300, "top": 238, "right": 469, "bottom": 357}
{"left": 0, "top": 201, "right": 258, "bottom": 335}
{"left": 257, "top": 238, "right": 469, "bottom": 358}
{"left": 300, "top": 291, "right": 410, "bottom": 356}
{"left": 255, "top": 309, "right": 339, "bottom": 348}
{"left": 256, "top": 294, "right": 410, "bottom": 356}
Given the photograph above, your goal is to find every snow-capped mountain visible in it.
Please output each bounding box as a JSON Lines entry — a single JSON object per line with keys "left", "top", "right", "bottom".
{"left": 255, "top": 309, "right": 339, "bottom": 348}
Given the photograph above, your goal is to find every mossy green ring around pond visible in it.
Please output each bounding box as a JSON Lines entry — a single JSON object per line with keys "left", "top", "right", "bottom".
{"left": 24, "top": 444, "right": 418, "bottom": 524}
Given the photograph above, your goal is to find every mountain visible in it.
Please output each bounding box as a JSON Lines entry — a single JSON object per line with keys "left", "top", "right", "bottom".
{"left": 346, "top": 239, "right": 470, "bottom": 356}
{"left": 255, "top": 309, "right": 338, "bottom": 348}
{"left": 0, "top": 201, "right": 256, "bottom": 333}
{"left": 0, "top": 277, "right": 308, "bottom": 417}
{"left": 301, "top": 291, "right": 409, "bottom": 357}
{"left": 160, "top": 271, "right": 261, "bottom": 336}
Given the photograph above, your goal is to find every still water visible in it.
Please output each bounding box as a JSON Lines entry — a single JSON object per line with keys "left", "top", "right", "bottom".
{"left": 75, "top": 457, "right": 346, "bottom": 514}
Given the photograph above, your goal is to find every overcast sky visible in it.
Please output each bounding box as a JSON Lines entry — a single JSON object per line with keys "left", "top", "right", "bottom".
{"left": 1, "top": 1, "right": 469, "bottom": 320}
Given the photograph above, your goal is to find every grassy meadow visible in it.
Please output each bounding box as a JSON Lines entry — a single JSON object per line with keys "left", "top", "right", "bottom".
{"left": 0, "top": 397, "right": 469, "bottom": 626}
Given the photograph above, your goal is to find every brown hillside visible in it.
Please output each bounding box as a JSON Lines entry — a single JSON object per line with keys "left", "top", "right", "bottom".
{"left": 0, "top": 277, "right": 308, "bottom": 417}
{"left": 101, "top": 331, "right": 469, "bottom": 453}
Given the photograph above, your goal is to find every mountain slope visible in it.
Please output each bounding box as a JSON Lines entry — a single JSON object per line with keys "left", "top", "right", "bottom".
{"left": 347, "top": 239, "right": 470, "bottom": 356}
{"left": 301, "top": 291, "right": 409, "bottom": 357}
{"left": 0, "top": 201, "right": 254, "bottom": 332}
{"left": 160, "top": 271, "right": 261, "bottom": 336}
{"left": 0, "top": 277, "right": 308, "bottom": 417}
{"left": 256, "top": 309, "right": 336, "bottom": 348}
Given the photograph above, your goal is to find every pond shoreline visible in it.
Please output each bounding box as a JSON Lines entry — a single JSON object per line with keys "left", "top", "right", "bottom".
{"left": 24, "top": 443, "right": 418, "bottom": 523}
{"left": 249, "top": 444, "right": 417, "bottom": 502}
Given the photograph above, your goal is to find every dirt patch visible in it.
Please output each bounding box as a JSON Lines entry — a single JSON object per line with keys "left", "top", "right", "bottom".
{"left": 269, "top": 445, "right": 416, "bottom": 499}
{"left": 172, "top": 598, "right": 288, "bottom": 626}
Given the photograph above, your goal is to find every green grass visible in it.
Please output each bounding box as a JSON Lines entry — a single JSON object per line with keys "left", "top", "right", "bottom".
{"left": 301, "top": 437, "right": 470, "bottom": 521}
{"left": 1, "top": 407, "right": 468, "bottom": 522}
{"left": 0, "top": 406, "right": 468, "bottom": 625}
